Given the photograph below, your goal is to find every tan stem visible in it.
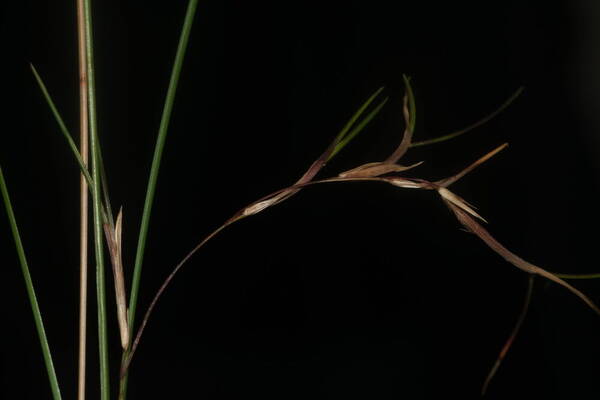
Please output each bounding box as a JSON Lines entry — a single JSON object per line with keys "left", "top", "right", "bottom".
{"left": 76, "top": 0, "right": 89, "bottom": 398}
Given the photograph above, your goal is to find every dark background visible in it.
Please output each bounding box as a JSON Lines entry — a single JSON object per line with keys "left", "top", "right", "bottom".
{"left": 2, "top": 1, "right": 600, "bottom": 399}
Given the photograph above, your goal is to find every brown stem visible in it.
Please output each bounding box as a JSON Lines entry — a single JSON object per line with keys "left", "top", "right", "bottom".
{"left": 121, "top": 221, "right": 233, "bottom": 377}
{"left": 436, "top": 143, "right": 508, "bottom": 187}
{"left": 385, "top": 93, "right": 413, "bottom": 163}
{"left": 481, "top": 275, "right": 535, "bottom": 396}
{"left": 445, "top": 201, "right": 600, "bottom": 315}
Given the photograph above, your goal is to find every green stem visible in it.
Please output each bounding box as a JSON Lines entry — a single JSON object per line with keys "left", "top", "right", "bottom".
{"left": 129, "top": 0, "right": 199, "bottom": 330}
{"left": 83, "top": 0, "right": 110, "bottom": 398}
{"left": 0, "top": 166, "right": 63, "bottom": 400}
{"left": 30, "top": 64, "right": 94, "bottom": 187}
{"left": 30, "top": 65, "right": 116, "bottom": 228}
{"left": 328, "top": 87, "right": 386, "bottom": 160}
{"left": 330, "top": 96, "right": 389, "bottom": 159}
{"left": 121, "top": 1, "right": 199, "bottom": 398}
{"left": 410, "top": 87, "right": 524, "bottom": 147}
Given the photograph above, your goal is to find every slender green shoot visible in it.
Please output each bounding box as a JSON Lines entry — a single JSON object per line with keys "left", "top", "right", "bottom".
{"left": 30, "top": 64, "right": 94, "bottom": 187}
{"left": 0, "top": 166, "right": 63, "bottom": 400}
{"left": 122, "top": 1, "right": 199, "bottom": 398}
{"left": 328, "top": 87, "right": 386, "bottom": 160}
{"left": 31, "top": 63, "right": 116, "bottom": 229}
{"left": 82, "top": 0, "right": 110, "bottom": 397}
{"left": 128, "top": 0, "right": 199, "bottom": 335}
{"left": 334, "top": 87, "right": 385, "bottom": 143}
{"left": 331, "top": 97, "right": 389, "bottom": 159}
{"left": 410, "top": 87, "right": 524, "bottom": 147}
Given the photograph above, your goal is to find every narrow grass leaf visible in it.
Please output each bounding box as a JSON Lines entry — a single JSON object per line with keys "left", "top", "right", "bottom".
{"left": 0, "top": 166, "right": 63, "bottom": 400}
{"left": 332, "top": 86, "right": 385, "bottom": 146}
{"left": 330, "top": 96, "right": 389, "bottom": 159}
{"left": 30, "top": 64, "right": 115, "bottom": 229}
{"left": 128, "top": 0, "right": 200, "bottom": 329}
{"left": 411, "top": 87, "right": 524, "bottom": 147}
{"left": 123, "top": 2, "right": 200, "bottom": 397}
{"left": 30, "top": 64, "right": 94, "bottom": 187}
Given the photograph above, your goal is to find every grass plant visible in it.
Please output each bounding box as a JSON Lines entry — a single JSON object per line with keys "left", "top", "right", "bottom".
{"left": 3, "top": 2, "right": 600, "bottom": 398}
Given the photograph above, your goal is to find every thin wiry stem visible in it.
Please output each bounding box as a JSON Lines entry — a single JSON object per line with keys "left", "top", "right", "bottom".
{"left": 121, "top": 221, "right": 233, "bottom": 375}
{"left": 121, "top": 147, "right": 501, "bottom": 373}
{"left": 481, "top": 275, "right": 535, "bottom": 396}
{"left": 122, "top": 82, "right": 400, "bottom": 371}
{"left": 553, "top": 272, "right": 600, "bottom": 279}
{"left": 122, "top": 144, "right": 599, "bottom": 375}
{"left": 410, "top": 87, "right": 524, "bottom": 148}
{"left": 121, "top": 175, "right": 429, "bottom": 374}
{"left": 82, "top": 0, "right": 110, "bottom": 397}
{"left": 76, "top": 0, "right": 90, "bottom": 398}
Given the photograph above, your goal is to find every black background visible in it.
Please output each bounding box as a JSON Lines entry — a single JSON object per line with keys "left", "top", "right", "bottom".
{"left": 2, "top": 1, "right": 600, "bottom": 399}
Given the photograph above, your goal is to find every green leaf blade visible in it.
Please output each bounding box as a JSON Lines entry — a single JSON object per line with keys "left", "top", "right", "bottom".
{"left": 30, "top": 64, "right": 94, "bottom": 187}
{"left": 334, "top": 86, "right": 385, "bottom": 143}
{"left": 411, "top": 86, "right": 524, "bottom": 147}
{"left": 0, "top": 166, "right": 63, "bottom": 400}
{"left": 330, "top": 96, "right": 389, "bottom": 160}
